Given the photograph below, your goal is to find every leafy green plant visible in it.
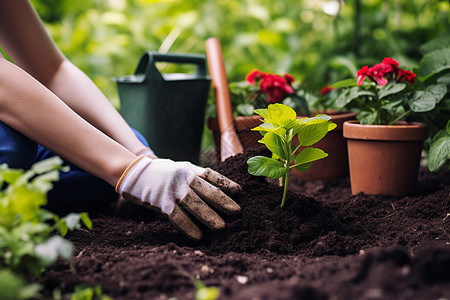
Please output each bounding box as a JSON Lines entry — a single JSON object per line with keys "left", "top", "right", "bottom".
{"left": 330, "top": 57, "right": 446, "bottom": 125}
{"left": 416, "top": 34, "right": 450, "bottom": 171}
{"left": 0, "top": 157, "right": 92, "bottom": 299}
{"left": 0, "top": 269, "right": 41, "bottom": 300}
{"left": 247, "top": 103, "right": 336, "bottom": 207}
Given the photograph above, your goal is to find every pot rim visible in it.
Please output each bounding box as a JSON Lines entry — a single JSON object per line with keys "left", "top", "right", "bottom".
{"left": 343, "top": 120, "right": 428, "bottom": 141}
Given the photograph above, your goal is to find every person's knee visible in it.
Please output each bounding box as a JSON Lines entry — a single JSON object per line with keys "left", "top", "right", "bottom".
{"left": 0, "top": 122, "right": 37, "bottom": 169}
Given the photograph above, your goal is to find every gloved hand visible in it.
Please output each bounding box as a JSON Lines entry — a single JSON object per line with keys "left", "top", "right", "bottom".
{"left": 116, "top": 156, "right": 241, "bottom": 240}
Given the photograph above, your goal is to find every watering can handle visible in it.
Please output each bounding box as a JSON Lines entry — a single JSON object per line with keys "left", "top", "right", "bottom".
{"left": 134, "top": 51, "right": 208, "bottom": 78}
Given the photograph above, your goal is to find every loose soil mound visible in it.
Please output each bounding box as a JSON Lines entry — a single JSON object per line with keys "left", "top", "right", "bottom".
{"left": 39, "top": 149, "right": 450, "bottom": 300}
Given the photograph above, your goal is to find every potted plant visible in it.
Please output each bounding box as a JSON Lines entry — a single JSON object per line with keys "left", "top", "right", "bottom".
{"left": 208, "top": 69, "right": 356, "bottom": 180}
{"left": 331, "top": 57, "right": 446, "bottom": 196}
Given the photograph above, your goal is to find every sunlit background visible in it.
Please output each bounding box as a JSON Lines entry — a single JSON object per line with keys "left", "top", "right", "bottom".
{"left": 30, "top": 0, "right": 450, "bottom": 107}
{"left": 25, "top": 0, "right": 450, "bottom": 161}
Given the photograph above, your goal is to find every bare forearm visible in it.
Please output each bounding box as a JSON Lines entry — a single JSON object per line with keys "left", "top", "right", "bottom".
{"left": 0, "top": 0, "right": 149, "bottom": 156}
{"left": 0, "top": 58, "right": 135, "bottom": 186}
{"left": 45, "top": 60, "right": 149, "bottom": 155}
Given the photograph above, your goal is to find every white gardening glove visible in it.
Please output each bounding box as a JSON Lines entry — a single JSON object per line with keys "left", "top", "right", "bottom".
{"left": 116, "top": 156, "right": 241, "bottom": 240}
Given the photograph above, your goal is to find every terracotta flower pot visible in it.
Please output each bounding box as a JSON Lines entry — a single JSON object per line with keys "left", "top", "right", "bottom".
{"left": 208, "top": 115, "right": 264, "bottom": 159}
{"left": 291, "top": 110, "right": 357, "bottom": 181}
{"left": 343, "top": 120, "right": 428, "bottom": 196}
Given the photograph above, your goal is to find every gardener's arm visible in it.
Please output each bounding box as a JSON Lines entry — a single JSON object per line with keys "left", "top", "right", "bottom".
{"left": 0, "top": 56, "right": 240, "bottom": 240}
{"left": 0, "top": 0, "right": 152, "bottom": 157}
{"left": 0, "top": 57, "right": 136, "bottom": 186}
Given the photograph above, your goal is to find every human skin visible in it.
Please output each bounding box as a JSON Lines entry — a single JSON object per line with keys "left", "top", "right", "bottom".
{"left": 0, "top": 0, "right": 148, "bottom": 185}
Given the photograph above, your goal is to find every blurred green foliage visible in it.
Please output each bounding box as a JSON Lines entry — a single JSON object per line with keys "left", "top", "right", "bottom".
{"left": 30, "top": 0, "right": 449, "bottom": 110}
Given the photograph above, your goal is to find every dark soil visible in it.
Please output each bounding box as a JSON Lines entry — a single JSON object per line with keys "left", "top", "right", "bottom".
{"left": 39, "top": 149, "right": 450, "bottom": 300}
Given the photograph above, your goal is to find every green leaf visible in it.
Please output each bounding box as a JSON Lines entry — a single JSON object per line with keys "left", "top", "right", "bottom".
{"left": 266, "top": 103, "right": 297, "bottom": 125}
{"left": 194, "top": 279, "right": 220, "bottom": 300}
{"left": 254, "top": 108, "right": 269, "bottom": 119}
{"left": 335, "top": 87, "right": 375, "bottom": 108}
{"left": 30, "top": 156, "right": 67, "bottom": 174}
{"left": 408, "top": 90, "right": 437, "bottom": 112}
{"left": 420, "top": 48, "right": 450, "bottom": 79}
{"left": 247, "top": 156, "right": 286, "bottom": 179}
{"left": 58, "top": 222, "right": 68, "bottom": 237}
{"left": 34, "top": 235, "right": 74, "bottom": 266}
{"left": 296, "top": 120, "right": 330, "bottom": 146}
{"left": 251, "top": 122, "right": 286, "bottom": 137}
{"left": 64, "top": 213, "right": 83, "bottom": 230}
{"left": 358, "top": 110, "right": 378, "bottom": 125}
{"left": 426, "top": 83, "right": 447, "bottom": 104}
{"left": 0, "top": 269, "right": 41, "bottom": 300}
{"left": 0, "top": 168, "right": 23, "bottom": 186}
{"left": 447, "top": 120, "right": 450, "bottom": 135}
{"left": 294, "top": 147, "right": 328, "bottom": 166}
{"left": 378, "top": 82, "right": 406, "bottom": 100}
{"left": 428, "top": 135, "right": 450, "bottom": 172}
{"left": 236, "top": 103, "right": 255, "bottom": 116}
{"left": 330, "top": 78, "right": 357, "bottom": 88}
{"left": 294, "top": 162, "right": 312, "bottom": 173}
{"left": 80, "top": 212, "right": 93, "bottom": 230}
{"left": 260, "top": 132, "right": 287, "bottom": 160}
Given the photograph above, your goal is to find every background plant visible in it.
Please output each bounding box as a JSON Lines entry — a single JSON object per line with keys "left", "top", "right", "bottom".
{"left": 415, "top": 34, "right": 450, "bottom": 171}
{"left": 0, "top": 157, "right": 92, "bottom": 299}
{"left": 229, "top": 69, "right": 311, "bottom": 116}
{"left": 247, "top": 103, "right": 336, "bottom": 207}
{"left": 330, "top": 57, "right": 446, "bottom": 125}
{"left": 5, "top": 0, "right": 448, "bottom": 162}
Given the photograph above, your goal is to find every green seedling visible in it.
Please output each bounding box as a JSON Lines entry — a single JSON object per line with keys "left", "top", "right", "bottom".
{"left": 67, "top": 284, "right": 113, "bottom": 300}
{"left": 247, "top": 103, "right": 336, "bottom": 207}
{"left": 167, "top": 276, "right": 219, "bottom": 300}
{"left": 194, "top": 277, "right": 220, "bottom": 300}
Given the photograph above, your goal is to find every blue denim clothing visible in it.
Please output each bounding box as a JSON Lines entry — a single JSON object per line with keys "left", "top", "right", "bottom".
{"left": 0, "top": 121, "right": 149, "bottom": 212}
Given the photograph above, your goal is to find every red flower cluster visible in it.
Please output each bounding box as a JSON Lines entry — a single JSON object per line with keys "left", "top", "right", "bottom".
{"left": 320, "top": 84, "right": 336, "bottom": 96}
{"left": 357, "top": 57, "right": 416, "bottom": 87}
{"left": 245, "top": 69, "right": 295, "bottom": 103}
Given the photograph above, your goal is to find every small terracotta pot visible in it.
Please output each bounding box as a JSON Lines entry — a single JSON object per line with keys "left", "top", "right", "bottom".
{"left": 343, "top": 120, "right": 428, "bottom": 196}
{"left": 291, "top": 110, "right": 356, "bottom": 181}
{"left": 208, "top": 115, "right": 264, "bottom": 159}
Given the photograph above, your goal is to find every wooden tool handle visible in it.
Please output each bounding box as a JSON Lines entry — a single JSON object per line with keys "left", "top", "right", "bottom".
{"left": 205, "top": 38, "right": 243, "bottom": 161}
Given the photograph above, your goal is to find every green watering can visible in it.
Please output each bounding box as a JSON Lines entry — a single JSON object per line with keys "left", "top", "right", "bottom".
{"left": 114, "top": 51, "right": 210, "bottom": 163}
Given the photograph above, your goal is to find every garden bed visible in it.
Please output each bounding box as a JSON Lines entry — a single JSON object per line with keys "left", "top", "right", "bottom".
{"left": 39, "top": 149, "right": 450, "bottom": 300}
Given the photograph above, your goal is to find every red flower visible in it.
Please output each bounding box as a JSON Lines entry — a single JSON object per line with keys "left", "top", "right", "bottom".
{"left": 397, "top": 69, "right": 416, "bottom": 84}
{"left": 357, "top": 65, "right": 369, "bottom": 86}
{"left": 259, "top": 73, "right": 294, "bottom": 103}
{"left": 320, "top": 85, "right": 335, "bottom": 95}
{"left": 356, "top": 57, "right": 415, "bottom": 87}
{"left": 367, "top": 62, "right": 393, "bottom": 86}
{"left": 245, "top": 69, "right": 265, "bottom": 85}
{"left": 382, "top": 57, "right": 399, "bottom": 69}
{"left": 284, "top": 73, "right": 295, "bottom": 85}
